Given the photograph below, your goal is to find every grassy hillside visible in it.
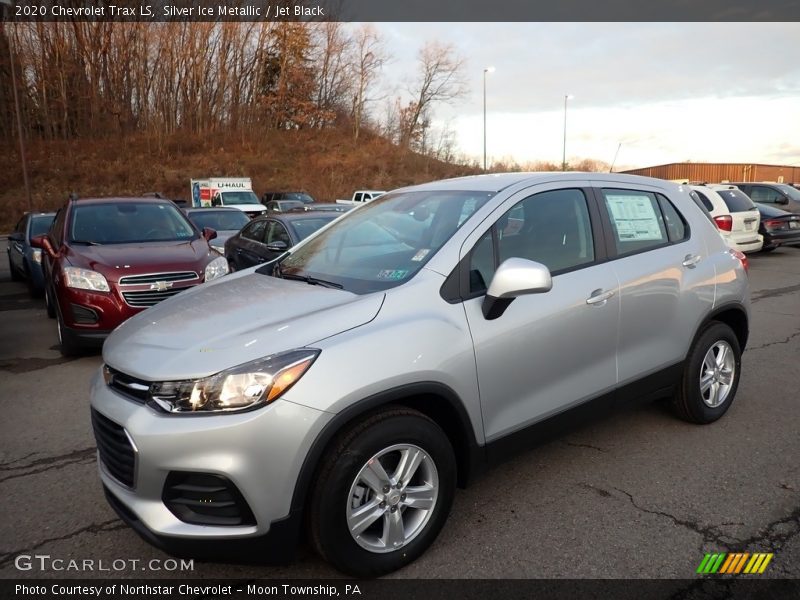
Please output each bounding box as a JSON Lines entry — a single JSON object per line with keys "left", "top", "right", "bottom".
{"left": 0, "top": 128, "right": 479, "bottom": 232}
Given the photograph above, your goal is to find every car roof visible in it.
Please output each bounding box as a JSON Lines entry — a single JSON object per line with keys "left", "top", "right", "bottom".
{"left": 394, "top": 172, "right": 681, "bottom": 193}
{"left": 255, "top": 210, "right": 338, "bottom": 223}
{"left": 69, "top": 197, "right": 175, "bottom": 206}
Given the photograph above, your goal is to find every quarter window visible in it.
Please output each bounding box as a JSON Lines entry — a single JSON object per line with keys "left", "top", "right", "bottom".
{"left": 657, "top": 194, "right": 688, "bottom": 243}
{"left": 468, "top": 188, "right": 595, "bottom": 293}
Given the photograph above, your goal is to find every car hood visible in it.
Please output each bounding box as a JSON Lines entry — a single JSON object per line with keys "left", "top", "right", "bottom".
{"left": 103, "top": 272, "right": 385, "bottom": 380}
{"left": 67, "top": 239, "right": 215, "bottom": 281}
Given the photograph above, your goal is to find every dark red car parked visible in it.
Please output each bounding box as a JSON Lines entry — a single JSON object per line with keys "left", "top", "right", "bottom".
{"left": 33, "top": 196, "right": 229, "bottom": 355}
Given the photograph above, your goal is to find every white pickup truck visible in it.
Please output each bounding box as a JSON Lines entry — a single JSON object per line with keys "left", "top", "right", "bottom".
{"left": 335, "top": 190, "right": 386, "bottom": 206}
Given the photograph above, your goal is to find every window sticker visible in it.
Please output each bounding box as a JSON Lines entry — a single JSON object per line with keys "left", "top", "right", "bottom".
{"left": 606, "top": 195, "right": 663, "bottom": 241}
{"left": 411, "top": 249, "right": 430, "bottom": 262}
{"left": 377, "top": 269, "right": 408, "bottom": 280}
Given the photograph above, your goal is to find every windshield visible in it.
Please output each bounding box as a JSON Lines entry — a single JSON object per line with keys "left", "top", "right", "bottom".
{"left": 70, "top": 202, "right": 197, "bottom": 244}
{"left": 284, "top": 193, "right": 314, "bottom": 204}
{"left": 220, "top": 191, "right": 260, "bottom": 205}
{"left": 289, "top": 216, "right": 337, "bottom": 241}
{"left": 276, "top": 190, "right": 493, "bottom": 293}
{"left": 188, "top": 209, "right": 249, "bottom": 231}
{"left": 30, "top": 215, "right": 55, "bottom": 237}
{"left": 775, "top": 184, "right": 800, "bottom": 202}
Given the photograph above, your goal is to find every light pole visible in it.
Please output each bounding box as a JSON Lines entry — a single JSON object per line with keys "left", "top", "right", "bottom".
{"left": 1, "top": 0, "right": 32, "bottom": 210}
{"left": 483, "top": 66, "right": 495, "bottom": 172}
{"left": 562, "top": 94, "right": 574, "bottom": 171}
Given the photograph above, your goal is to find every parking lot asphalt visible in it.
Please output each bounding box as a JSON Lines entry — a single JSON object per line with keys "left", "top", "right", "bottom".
{"left": 0, "top": 245, "right": 798, "bottom": 580}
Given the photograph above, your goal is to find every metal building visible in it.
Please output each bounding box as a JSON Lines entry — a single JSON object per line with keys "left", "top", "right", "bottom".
{"left": 621, "top": 162, "right": 800, "bottom": 184}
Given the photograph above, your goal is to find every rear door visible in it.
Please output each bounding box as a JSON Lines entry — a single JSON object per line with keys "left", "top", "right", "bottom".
{"left": 461, "top": 181, "right": 620, "bottom": 441}
{"left": 593, "top": 183, "right": 715, "bottom": 384}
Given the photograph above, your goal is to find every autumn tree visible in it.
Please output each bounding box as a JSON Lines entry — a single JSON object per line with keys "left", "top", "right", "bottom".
{"left": 399, "top": 41, "right": 467, "bottom": 149}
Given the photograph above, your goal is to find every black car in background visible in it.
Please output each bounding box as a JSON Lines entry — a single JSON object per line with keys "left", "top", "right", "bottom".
{"left": 755, "top": 204, "right": 800, "bottom": 252}
{"left": 732, "top": 182, "right": 800, "bottom": 213}
{"left": 261, "top": 191, "right": 315, "bottom": 204}
{"left": 183, "top": 207, "right": 250, "bottom": 252}
{"left": 224, "top": 211, "right": 338, "bottom": 270}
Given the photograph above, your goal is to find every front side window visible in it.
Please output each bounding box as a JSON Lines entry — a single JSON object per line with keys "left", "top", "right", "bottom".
{"left": 468, "top": 188, "right": 595, "bottom": 293}
{"left": 70, "top": 203, "right": 196, "bottom": 245}
{"left": 774, "top": 184, "right": 800, "bottom": 202}
{"left": 266, "top": 221, "right": 291, "bottom": 246}
{"left": 277, "top": 190, "right": 493, "bottom": 293}
{"left": 241, "top": 220, "right": 267, "bottom": 242}
{"left": 602, "top": 189, "right": 669, "bottom": 256}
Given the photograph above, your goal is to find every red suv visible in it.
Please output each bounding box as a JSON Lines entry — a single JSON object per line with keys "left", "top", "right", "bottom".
{"left": 33, "top": 196, "right": 229, "bottom": 355}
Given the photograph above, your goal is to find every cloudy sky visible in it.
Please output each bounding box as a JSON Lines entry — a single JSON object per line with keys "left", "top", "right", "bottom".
{"left": 372, "top": 23, "right": 800, "bottom": 170}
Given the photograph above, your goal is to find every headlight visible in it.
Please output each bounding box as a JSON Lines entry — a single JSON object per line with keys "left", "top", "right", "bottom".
{"left": 63, "top": 267, "right": 110, "bottom": 292}
{"left": 32, "top": 249, "right": 42, "bottom": 264}
{"left": 204, "top": 256, "right": 229, "bottom": 281}
{"left": 149, "top": 349, "right": 319, "bottom": 413}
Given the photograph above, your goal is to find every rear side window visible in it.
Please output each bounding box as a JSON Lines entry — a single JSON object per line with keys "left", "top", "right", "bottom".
{"left": 715, "top": 189, "right": 755, "bottom": 212}
{"left": 601, "top": 189, "right": 669, "bottom": 256}
{"left": 692, "top": 190, "right": 715, "bottom": 212}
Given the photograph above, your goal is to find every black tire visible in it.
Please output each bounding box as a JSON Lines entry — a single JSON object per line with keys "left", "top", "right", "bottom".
{"left": 760, "top": 246, "right": 777, "bottom": 253}
{"left": 44, "top": 285, "right": 56, "bottom": 318}
{"left": 9, "top": 255, "right": 22, "bottom": 281}
{"left": 309, "top": 407, "right": 456, "bottom": 577}
{"left": 56, "top": 306, "right": 81, "bottom": 357}
{"left": 673, "top": 321, "right": 741, "bottom": 424}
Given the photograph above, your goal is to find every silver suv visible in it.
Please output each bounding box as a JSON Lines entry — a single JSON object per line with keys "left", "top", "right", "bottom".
{"left": 91, "top": 173, "right": 750, "bottom": 576}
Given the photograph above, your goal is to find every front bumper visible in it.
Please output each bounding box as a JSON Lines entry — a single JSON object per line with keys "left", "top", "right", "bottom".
{"left": 89, "top": 370, "right": 333, "bottom": 556}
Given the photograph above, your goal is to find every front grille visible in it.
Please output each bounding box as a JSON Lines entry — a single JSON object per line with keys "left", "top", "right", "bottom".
{"left": 105, "top": 366, "right": 150, "bottom": 403}
{"left": 91, "top": 409, "right": 136, "bottom": 488}
{"left": 163, "top": 472, "right": 256, "bottom": 526}
{"left": 119, "top": 271, "right": 198, "bottom": 286}
{"left": 122, "top": 287, "right": 188, "bottom": 307}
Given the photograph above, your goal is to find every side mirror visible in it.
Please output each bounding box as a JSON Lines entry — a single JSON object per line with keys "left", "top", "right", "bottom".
{"left": 482, "top": 258, "right": 552, "bottom": 320}
{"left": 776, "top": 196, "right": 789, "bottom": 205}
{"left": 30, "top": 235, "right": 57, "bottom": 258}
{"left": 266, "top": 240, "right": 288, "bottom": 252}
{"left": 202, "top": 227, "right": 217, "bottom": 241}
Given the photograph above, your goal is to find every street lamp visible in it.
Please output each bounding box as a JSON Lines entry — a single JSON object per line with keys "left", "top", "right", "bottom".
{"left": 0, "top": 0, "right": 32, "bottom": 210}
{"left": 562, "top": 94, "right": 574, "bottom": 171}
{"left": 483, "top": 66, "right": 495, "bottom": 172}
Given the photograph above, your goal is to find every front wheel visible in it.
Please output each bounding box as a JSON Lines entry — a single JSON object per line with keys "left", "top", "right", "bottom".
{"left": 309, "top": 407, "right": 456, "bottom": 577}
{"left": 9, "top": 255, "right": 22, "bottom": 281}
{"left": 673, "top": 321, "right": 741, "bottom": 424}
{"left": 44, "top": 285, "right": 56, "bottom": 318}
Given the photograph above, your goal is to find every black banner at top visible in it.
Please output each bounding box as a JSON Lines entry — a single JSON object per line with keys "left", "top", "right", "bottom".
{"left": 3, "top": 0, "right": 800, "bottom": 22}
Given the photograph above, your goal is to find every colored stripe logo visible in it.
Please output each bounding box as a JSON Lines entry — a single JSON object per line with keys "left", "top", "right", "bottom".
{"left": 696, "top": 552, "right": 773, "bottom": 574}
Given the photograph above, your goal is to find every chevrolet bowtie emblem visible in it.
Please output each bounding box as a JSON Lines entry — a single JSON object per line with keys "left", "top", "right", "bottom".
{"left": 150, "top": 281, "right": 173, "bottom": 292}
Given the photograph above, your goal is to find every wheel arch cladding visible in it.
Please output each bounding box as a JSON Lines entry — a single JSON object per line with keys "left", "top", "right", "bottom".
{"left": 706, "top": 304, "right": 748, "bottom": 351}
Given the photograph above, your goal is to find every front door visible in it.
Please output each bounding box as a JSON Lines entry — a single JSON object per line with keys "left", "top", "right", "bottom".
{"left": 461, "top": 183, "right": 620, "bottom": 442}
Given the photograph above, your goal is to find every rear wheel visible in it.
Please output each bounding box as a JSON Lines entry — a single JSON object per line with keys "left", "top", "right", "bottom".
{"left": 309, "top": 407, "right": 456, "bottom": 577}
{"left": 673, "top": 321, "right": 741, "bottom": 424}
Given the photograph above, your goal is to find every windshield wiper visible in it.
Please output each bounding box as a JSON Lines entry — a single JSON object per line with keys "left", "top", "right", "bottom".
{"left": 70, "top": 240, "right": 102, "bottom": 246}
{"left": 279, "top": 272, "right": 343, "bottom": 289}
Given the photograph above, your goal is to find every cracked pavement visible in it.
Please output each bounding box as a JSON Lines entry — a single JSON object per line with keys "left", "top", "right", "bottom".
{"left": 0, "top": 246, "right": 798, "bottom": 579}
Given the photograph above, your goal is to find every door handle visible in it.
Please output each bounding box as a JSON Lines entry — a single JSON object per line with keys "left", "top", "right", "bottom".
{"left": 682, "top": 254, "right": 701, "bottom": 268}
{"left": 586, "top": 289, "right": 615, "bottom": 305}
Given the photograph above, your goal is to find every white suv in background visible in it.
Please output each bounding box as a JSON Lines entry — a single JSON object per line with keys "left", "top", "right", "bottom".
{"left": 689, "top": 184, "right": 763, "bottom": 253}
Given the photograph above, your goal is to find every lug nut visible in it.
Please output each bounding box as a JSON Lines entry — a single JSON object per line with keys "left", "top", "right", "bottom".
{"left": 390, "top": 506, "right": 397, "bottom": 513}
{"left": 379, "top": 501, "right": 386, "bottom": 508}
{"left": 383, "top": 485, "right": 390, "bottom": 493}
{"left": 400, "top": 493, "right": 406, "bottom": 501}
{"left": 396, "top": 481, "right": 402, "bottom": 488}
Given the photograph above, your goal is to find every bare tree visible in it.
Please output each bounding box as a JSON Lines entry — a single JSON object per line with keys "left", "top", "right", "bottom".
{"left": 399, "top": 41, "right": 467, "bottom": 149}
{"left": 349, "top": 25, "right": 387, "bottom": 140}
